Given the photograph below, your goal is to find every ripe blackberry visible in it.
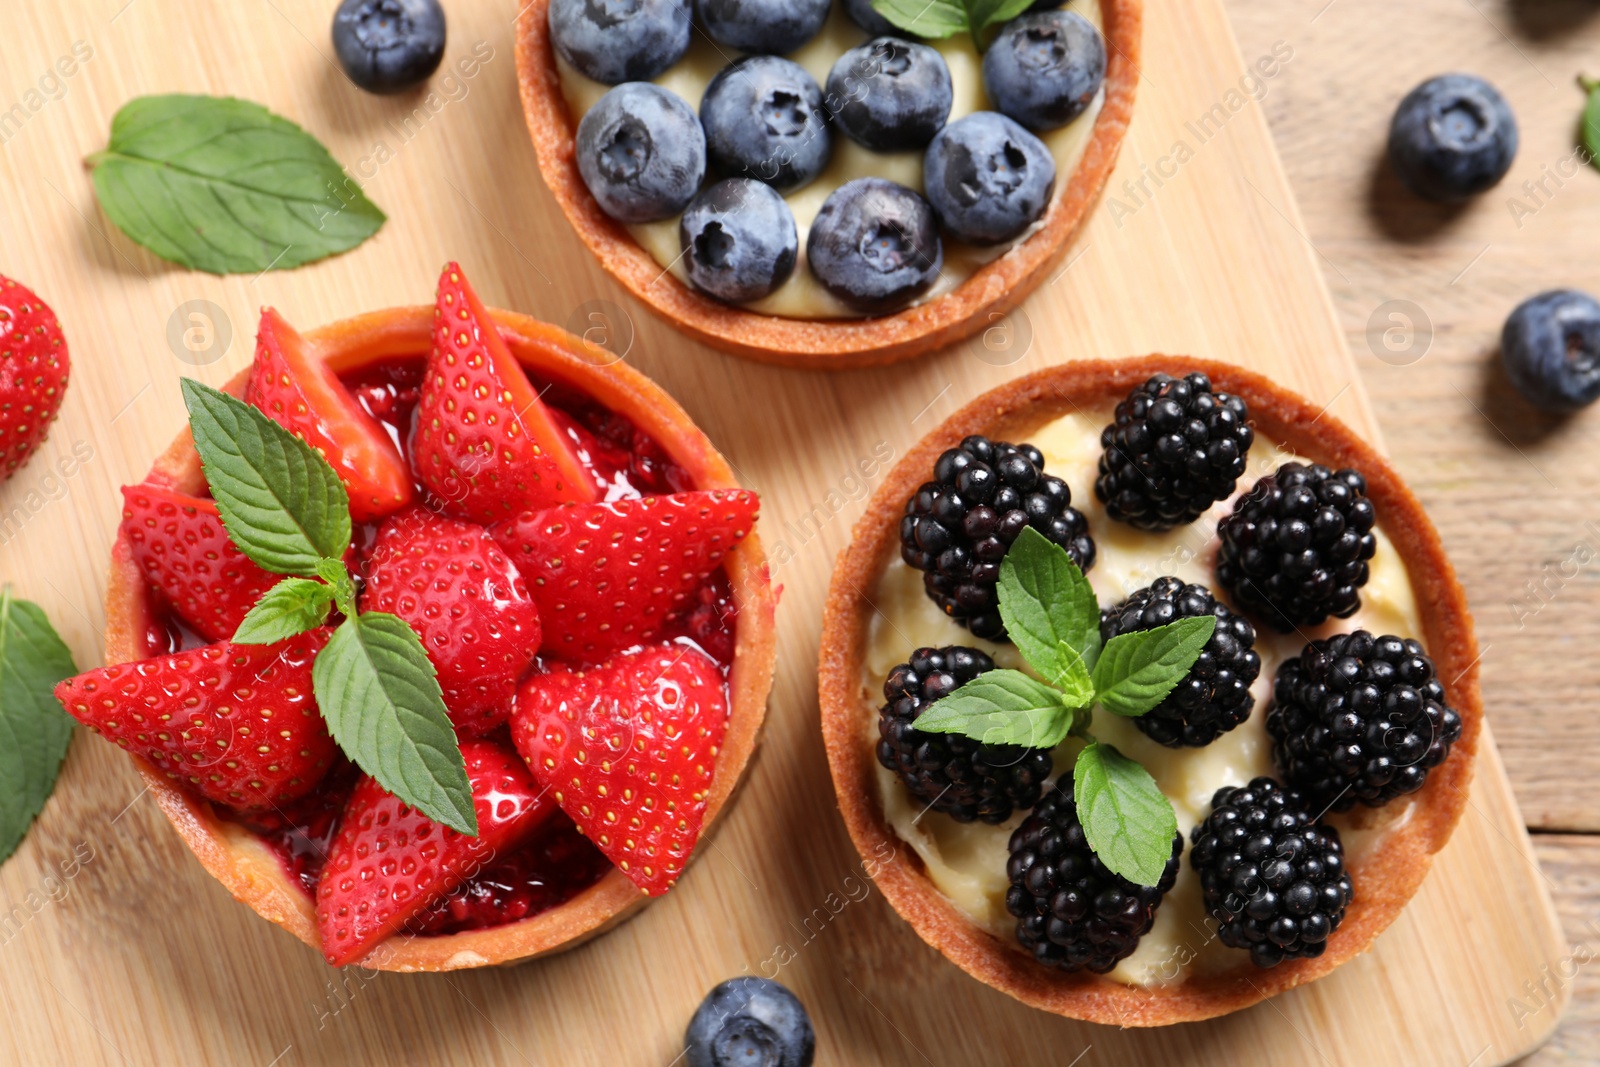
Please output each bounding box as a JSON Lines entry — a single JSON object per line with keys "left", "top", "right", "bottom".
{"left": 1005, "top": 786, "right": 1182, "bottom": 972}
{"left": 900, "top": 435, "right": 1094, "bottom": 640}
{"left": 1101, "top": 578, "right": 1261, "bottom": 747}
{"left": 877, "top": 646, "right": 1053, "bottom": 823}
{"left": 1095, "top": 372, "right": 1254, "bottom": 530}
{"left": 1189, "top": 777, "right": 1352, "bottom": 968}
{"left": 1215, "top": 463, "right": 1377, "bottom": 632}
{"left": 1267, "top": 631, "right": 1462, "bottom": 812}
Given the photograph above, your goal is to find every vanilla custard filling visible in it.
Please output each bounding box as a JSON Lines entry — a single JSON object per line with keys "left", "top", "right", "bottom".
{"left": 865, "top": 411, "right": 1424, "bottom": 986}
{"left": 556, "top": 0, "right": 1106, "bottom": 319}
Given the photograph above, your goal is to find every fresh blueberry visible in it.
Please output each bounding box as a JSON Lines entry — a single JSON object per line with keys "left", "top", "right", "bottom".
{"left": 826, "top": 38, "right": 953, "bottom": 152}
{"left": 685, "top": 978, "right": 815, "bottom": 1067}
{"left": 842, "top": 0, "right": 896, "bottom": 36}
{"left": 576, "top": 83, "right": 706, "bottom": 223}
{"left": 701, "top": 56, "right": 831, "bottom": 192}
{"left": 1501, "top": 289, "right": 1600, "bottom": 412}
{"left": 1387, "top": 74, "right": 1519, "bottom": 202}
{"left": 547, "top": 0, "right": 691, "bottom": 85}
{"left": 680, "top": 178, "right": 798, "bottom": 303}
{"left": 332, "top": 0, "right": 446, "bottom": 95}
{"left": 807, "top": 177, "right": 942, "bottom": 314}
{"left": 982, "top": 10, "right": 1106, "bottom": 132}
{"left": 696, "top": 0, "right": 830, "bottom": 55}
{"left": 924, "top": 111, "right": 1056, "bottom": 245}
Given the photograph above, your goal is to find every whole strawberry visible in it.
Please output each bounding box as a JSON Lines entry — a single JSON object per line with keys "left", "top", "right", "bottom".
{"left": 316, "top": 738, "right": 556, "bottom": 966}
{"left": 54, "top": 630, "right": 337, "bottom": 809}
{"left": 512, "top": 642, "right": 728, "bottom": 896}
{"left": 490, "top": 489, "right": 757, "bottom": 663}
{"left": 120, "top": 484, "right": 280, "bottom": 643}
{"left": 361, "top": 507, "right": 542, "bottom": 737}
{"left": 0, "top": 276, "right": 70, "bottom": 480}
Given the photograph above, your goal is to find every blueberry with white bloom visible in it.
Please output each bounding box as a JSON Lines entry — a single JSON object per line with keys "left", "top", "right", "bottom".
{"left": 547, "top": 0, "right": 691, "bottom": 85}
{"left": 827, "top": 38, "right": 953, "bottom": 152}
{"left": 924, "top": 112, "right": 1056, "bottom": 245}
{"left": 576, "top": 83, "right": 706, "bottom": 223}
{"left": 807, "top": 178, "right": 942, "bottom": 314}
{"left": 695, "top": 0, "right": 830, "bottom": 55}
{"left": 680, "top": 178, "right": 799, "bottom": 303}
{"left": 701, "top": 56, "right": 832, "bottom": 192}
{"left": 983, "top": 10, "right": 1106, "bottom": 131}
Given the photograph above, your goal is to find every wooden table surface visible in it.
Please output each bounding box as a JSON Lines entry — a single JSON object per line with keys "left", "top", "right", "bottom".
{"left": 1221, "top": 1, "right": 1600, "bottom": 1061}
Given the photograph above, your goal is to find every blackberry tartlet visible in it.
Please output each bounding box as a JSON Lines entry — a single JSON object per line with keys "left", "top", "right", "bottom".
{"left": 820, "top": 356, "right": 1481, "bottom": 1024}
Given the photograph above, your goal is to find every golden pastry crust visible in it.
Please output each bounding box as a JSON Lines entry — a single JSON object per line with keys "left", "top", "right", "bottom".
{"left": 818, "top": 356, "right": 1480, "bottom": 1024}
{"left": 515, "top": 0, "right": 1143, "bottom": 370}
{"left": 104, "top": 306, "right": 778, "bottom": 972}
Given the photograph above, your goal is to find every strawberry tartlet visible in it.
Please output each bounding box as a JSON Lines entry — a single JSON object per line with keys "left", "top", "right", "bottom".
{"left": 57, "top": 264, "right": 776, "bottom": 971}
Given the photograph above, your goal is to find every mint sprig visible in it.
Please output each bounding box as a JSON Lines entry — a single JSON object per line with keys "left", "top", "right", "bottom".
{"left": 870, "top": 0, "right": 1034, "bottom": 49}
{"left": 181, "top": 381, "right": 476, "bottom": 836}
{"left": 913, "top": 527, "right": 1215, "bottom": 885}
{"left": 0, "top": 590, "right": 78, "bottom": 865}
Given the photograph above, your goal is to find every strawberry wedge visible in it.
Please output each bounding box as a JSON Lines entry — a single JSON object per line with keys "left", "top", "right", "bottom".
{"left": 120, "top": 484, "right": 281, "bottom": 643}
{"left": 54, "top": 631, "right": 336, "bottom": 809}
{"left": 490, "top": 489, "right": 757, "bottom": 662}
{"left": 512, "top": 642, "right": 728, "bottom": 896}
{"left": 315, "top": 739, "right": 557, "bottom": 966}
{"left": 412, "top": 263, "right": 597, "bottom": 523}
{"left": 246, "top": 308, "right": 413, "bottom": 521}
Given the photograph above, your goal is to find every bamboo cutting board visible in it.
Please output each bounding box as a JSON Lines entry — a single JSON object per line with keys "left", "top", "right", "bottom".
{"left": 0, "top": 0, "right": 1569, "bottom": 1064}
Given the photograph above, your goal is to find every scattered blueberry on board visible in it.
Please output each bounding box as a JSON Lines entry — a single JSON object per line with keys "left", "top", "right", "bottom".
{"left": 332, "top": 0, "right": 447, "bottom": 95}
{"left": 701, "top": 57, "right": 832, "bottom": 192}
{"left": 680, "top": 178, "right": 799, "bottom": 303}
{"left": 547, "top": 0, "right": 690, "bottom": 85}
{"left": 983, "top": 10, "right": 1107, "bottom": 132}
{"left": 807, "top": 178, "right": 944, "bottom": 314}
{"left": 1500, "top": 289, "right": 1600, "bottom": 413}
{"left": 924, "top": 112, "right": 1057, "bottom": 245}
{"left": 827, "top": 38, "right": 954, "bottom": 152}
{"left": 686, "top": 978, "right": 815, "bottom": 1067}
{"left": 576, "top": 82, "right": 707, "bottom": 223}
{"left": 696, "top": 0, "right": 830, "bottom": 56}
{"left": 1387, "top": 73, "right": 1519, "bottom": 202}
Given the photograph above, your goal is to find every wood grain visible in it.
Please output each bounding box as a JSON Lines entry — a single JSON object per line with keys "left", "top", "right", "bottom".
{"left": 0, "top": 0, "right": 1572, "bottom": 1063}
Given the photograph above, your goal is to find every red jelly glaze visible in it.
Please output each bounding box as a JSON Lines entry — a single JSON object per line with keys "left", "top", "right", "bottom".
{"left": 198, "top": 354, "right": 740, "bottom": 937}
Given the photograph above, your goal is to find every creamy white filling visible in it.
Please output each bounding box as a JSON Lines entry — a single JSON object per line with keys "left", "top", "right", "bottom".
{"left": 866, "top": 411, "right": 1423, "bottom": 986}
{"left": 556, "top": 1, "right": 1105, "bottom": 319}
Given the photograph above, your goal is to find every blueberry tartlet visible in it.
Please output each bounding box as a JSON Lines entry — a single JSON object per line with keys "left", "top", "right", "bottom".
{"left": 85, "top": 266, "right": 777, "bottom": 970}
{"left": 819, "top": 357, "right": 1480, "bottom": 1024}
{"left": 517, "top": 0, "right": 1142, "bottom": 368}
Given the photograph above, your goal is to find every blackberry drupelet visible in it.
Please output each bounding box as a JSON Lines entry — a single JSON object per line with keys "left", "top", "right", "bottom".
{"left": 900, "top": 435, "right": 1094, "bottom": 640}
{"left": 1096, "top": 373, "right": 1254, "bottom": 530}
{"left": 1267, "top": 630, "right": 1462, "bottom": 812}
{"left": 877, "top": 647, "right": 1053, "bottom": 823}
{"left": 1189, "top": 777, "right": 1353, "bottom": 968}
{"left": 1006, "top": 787, "right": 1183, "bottom": 972}
{"left": 1215, "top": 462, "right": 1377, "bottom": 631}
{"left": 1101, "top": 578, "right": 1261, "bottom": 747}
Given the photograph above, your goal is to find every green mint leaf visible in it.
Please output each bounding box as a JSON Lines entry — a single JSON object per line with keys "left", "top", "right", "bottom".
{"left": 1582, "top": 76, "right": 1600, "bottom": 171}
{"left": 312, "top": 613, "right": 477, "bottom": 836}
{"left": 911, "top": 669, "right": 1077, "bottom": 749}
{"left": 1073, "top": 742, "right": 1178, "bottom": 887}
{"left": 968, "top": 0, "right": 1037, "bottom": 34}
{"left": 315, "top": 557, "right": 357, "bottom": 618}
{"left": 1054, "top": 644, "right": 1095, "bottom": 708}
{"left": 870, "top": 0, "right": 968, "bottom": 38}
{"left": 232, "top": 578, "right": 335, "bottom": 645}
{"left": 1090, "top": 615, "right": 1217, "bottom": 717}
{"left": 998, "top": 525, "right": 1102, "bottom": 681}
{"left": 0, "top": 591, "right": 78, "bottom": 865}
{"left": 87, "top": 94, "right": 384, "bottom": 275}
{"left": 182, "top": 379, "right": 352, "bottom": 576}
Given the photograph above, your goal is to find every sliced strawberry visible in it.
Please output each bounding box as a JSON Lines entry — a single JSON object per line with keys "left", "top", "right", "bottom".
{"left": 411, "top": 263, "right": 596, "bottom": 523}
{"left": 315, "top": 738, "right": 556, "bottom": 966}
{"left": 53, "top": 631, "right": 336, "bottom": 810}
{"left": 489, "top": 490, "right": 757, "bottom": 663}
{"left": 120, "top": 484, "right": 281, "bottom": 643}
{"left": 511, "top": 642, "right": 728, "bottom": 896}
{"left": 246, "top": 307, "right": 412, "bottom": 521}
{"left": 360, "top": 507, "right": 542, "bottom": 737}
